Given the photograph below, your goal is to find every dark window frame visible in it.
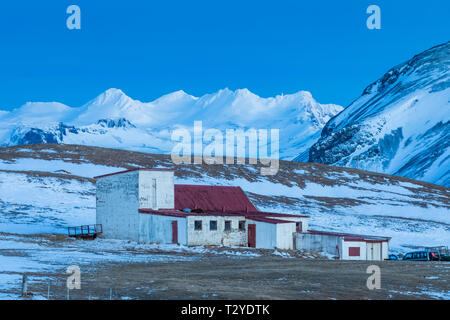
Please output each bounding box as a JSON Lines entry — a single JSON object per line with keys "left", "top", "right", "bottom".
{"left": 194, "top": 220, "right": 202, "bottom": 231}
{"left": 224, "top": 220, "right": 232, "bottom": 231}
{"left": 210, "top": 220, "right": 218, "bottom": 231}
{"left": 238, "top": 221, "right": 246, "bottom": 231}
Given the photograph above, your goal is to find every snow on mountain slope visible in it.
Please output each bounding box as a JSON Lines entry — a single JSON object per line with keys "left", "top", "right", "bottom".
{"left": 0, "top": 88, "right": 342, "bottom": 160}
{"left": 308, "top": 41, "right": 450, "bottom": 186}
{"left": 0, "top": 144, "right": 448, "bottom": 252}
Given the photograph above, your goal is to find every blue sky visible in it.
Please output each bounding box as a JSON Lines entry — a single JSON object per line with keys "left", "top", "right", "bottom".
{"left": 0, "top": 0, "right": 448, "bottom": 110}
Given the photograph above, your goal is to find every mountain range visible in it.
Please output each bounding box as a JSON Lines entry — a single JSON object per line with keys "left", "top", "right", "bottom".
{"left": 0, "top": 42, "right": 448, "bottom": 186}
{"left": 0, "top": 88, "right": 342, "bottom": 160}
{"left": 308, "top": 41, "right": 449, "bottom": 187}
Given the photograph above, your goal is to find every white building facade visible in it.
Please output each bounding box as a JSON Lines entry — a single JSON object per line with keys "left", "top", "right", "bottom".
{"left": 95, "top": 168, "right": 390, "bottom": 259}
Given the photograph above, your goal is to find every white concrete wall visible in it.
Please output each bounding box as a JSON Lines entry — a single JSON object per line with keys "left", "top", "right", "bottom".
{"left": 276, "top": 223, "right": 296, "bottom": 250}
{"left": 139, "top": 214, "right": 187, "bottom": 245}
{"left": 295, "top": 233, "right": 389, "bottom": 260}
{"left": 139, "top": 170, "right": 174, "bottom": 210}
{"left": 276, "top": 217, "right": 309, "bottom": 232}
{"left": 342, "top": 241, "right": 367, "bottom": 260}
{"left": 96, "top": 169, "right": 175, "bottom": 242}
{"left": 96, "top": 171, "right": 140, "bottom": 241}
{"left": 382, "top": 241, "right": 389, "bottom": 260}
{"left": 247, "top": 220, "right": 276, "bottom": 249}
{"left": 187, "top": 216, "right": 247, "bottom": 246}
{"left": 295, "top": 233, "right": 342, "bottom": 257}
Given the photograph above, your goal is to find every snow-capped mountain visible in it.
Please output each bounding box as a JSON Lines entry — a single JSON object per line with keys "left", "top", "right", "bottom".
{"left": 307, "top": 41, "right": 450, "bottom": 187}
{"left": 0, "top": 88, "right": 342, "bottom": 160}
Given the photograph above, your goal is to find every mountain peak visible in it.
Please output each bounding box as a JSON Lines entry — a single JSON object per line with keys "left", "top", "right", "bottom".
{"left": 308, "top": 41, "right": 450, "bottom": 187}
{"left": 89, "top": 88, "right": 132, "bottom": 106}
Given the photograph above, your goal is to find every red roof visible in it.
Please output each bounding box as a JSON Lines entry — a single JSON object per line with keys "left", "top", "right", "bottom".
{"left": 174, "top": 185, "right": 258, "bottom": 213}
{"left": 139, "top": 209, "right": 187, "bottom": 218}
{"left": 138, "top": 209, "right": 305, "bottom": 224}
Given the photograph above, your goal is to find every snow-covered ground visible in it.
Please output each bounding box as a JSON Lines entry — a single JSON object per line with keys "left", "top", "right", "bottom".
{"left": 0, "top": 143, "right": 448, "bottom": 299}
{"left": 0, "top": 170, "right": 95, "bottom": 234}
{"left": 0, "top": 144, "right": 448, "bottom": 254}
{"left": 0, "top": 232, "right": 313, "bottom": 299}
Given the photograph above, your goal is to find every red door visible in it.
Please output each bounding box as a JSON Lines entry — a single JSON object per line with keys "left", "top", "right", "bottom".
{"left": 248, "top": 224, "right": 256, "bottom": 247}
{"left": 172, "top": 221, "right": 178, "bottom": 244}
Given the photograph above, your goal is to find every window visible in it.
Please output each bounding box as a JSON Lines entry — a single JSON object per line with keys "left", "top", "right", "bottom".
{"left": 194, "top": 220, "right": 202, "bottom": 231}
{"left": 239, "top": 221, "right": 246, "bottom": 231}
{"left": 348, "top": 247, "right": 360, "bottom": 257}
{"left": 404, "top": 253, "right": 412, "bottom": 260}
{"left": 224, "top": 221, "right": 232, "bottom": 231}
{"left": 296, "top": 222, "right": 302, "bottom": 232}
{"left": 210, "top": 220, "right": 217, "bottom": 231}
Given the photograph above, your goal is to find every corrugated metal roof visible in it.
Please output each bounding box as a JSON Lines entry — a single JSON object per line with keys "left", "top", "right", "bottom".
{"left": 95, "top": 168, "right": 173, "bottom": 179}
{"left": 247, "top": 216, "right": 295, "bottom": 224}
{"left": 308, "top": 230, "right": 390, "bottom": 241}
{"left": 174, "top": 185, "right": 258, "bottom": 213}
{"left": 256, "top": 211, "right": 309, "bottom": 218}
{"left": 139, "top": 209, "right": 302, "bottom": 224}
{"left": 139, "top": 209, "right": 187, "bottom": 218}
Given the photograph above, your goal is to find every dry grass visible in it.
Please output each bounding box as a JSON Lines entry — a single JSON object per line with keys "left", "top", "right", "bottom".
{"left": 1, "top": 143, "right": 448, "bottom": 210}
{"left": 19, "top": 255, "right": 450, "bottom": 300}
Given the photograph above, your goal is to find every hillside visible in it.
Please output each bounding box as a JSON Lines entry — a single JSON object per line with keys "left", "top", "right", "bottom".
{"left": 0, "top": 144, "right": 448, "bottom": 252}
{"left": 308, "top": 41, "right": 450, "bottom": 187}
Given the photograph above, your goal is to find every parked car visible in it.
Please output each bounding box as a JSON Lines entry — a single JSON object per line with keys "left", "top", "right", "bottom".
{"left": 402, "top": 251, "right": 440, "bottom": 261}
{"left": 386, "top": 254, "right": 399, "bottom": 261}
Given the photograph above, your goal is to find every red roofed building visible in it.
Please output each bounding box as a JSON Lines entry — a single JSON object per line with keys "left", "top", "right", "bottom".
{"left": 174, "top": 185, "right": 258, "bottom": 213}
{"left": 94, "top": 168, "right": 390, "bottom": 260}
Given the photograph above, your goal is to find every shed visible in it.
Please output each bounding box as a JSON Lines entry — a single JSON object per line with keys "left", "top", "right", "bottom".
{"left": 295, "top": 230, "right": 390, "bottom": 261}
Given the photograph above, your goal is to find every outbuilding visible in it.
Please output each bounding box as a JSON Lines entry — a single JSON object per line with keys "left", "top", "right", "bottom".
{"left": 95, "top": 168, "right": 390, "bottom": 260}
{"left": 295, "top": 230, "right": 390, "bottom": 261}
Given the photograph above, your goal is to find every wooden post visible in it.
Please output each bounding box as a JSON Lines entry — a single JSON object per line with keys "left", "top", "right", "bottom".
{"left": 21, "top": 275, "right": 28, "bottom": 297}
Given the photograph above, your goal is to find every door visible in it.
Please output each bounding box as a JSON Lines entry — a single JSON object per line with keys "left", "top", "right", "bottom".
{"left": 171, "top": 221, "right": 178, "bottom": 244}
{"left": 367, "top": 243, "right": 373, "bottom": 260}
{"left": 367, "top": 242, "right": 381, "bottom": 260}
{"left": 373, "top": 243, "right": 381, "bottom": 260}
{"left": 248, "top": 224, "right": 256, "bottom": 248}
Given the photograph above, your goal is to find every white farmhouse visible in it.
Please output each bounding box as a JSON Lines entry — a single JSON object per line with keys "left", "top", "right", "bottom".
{"left": 95, "top": 168, "right": 390, "bottom": 260}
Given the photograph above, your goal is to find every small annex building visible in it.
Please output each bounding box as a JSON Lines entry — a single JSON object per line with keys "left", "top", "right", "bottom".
{"left": 95, "top": 168, "right": 390, "bottom": 260}
{"left": 295, "top": 230, "right": 390, "bottom": 260}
